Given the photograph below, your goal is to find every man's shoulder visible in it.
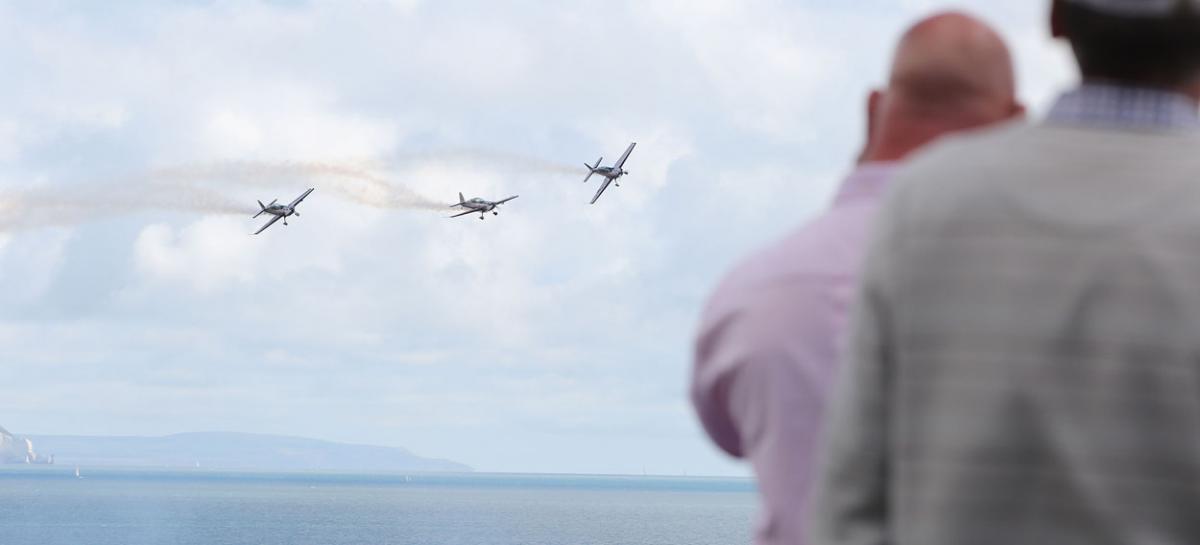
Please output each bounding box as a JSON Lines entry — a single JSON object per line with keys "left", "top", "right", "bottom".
{"left": 732, "top": 209, "right": 866, "bottom": 284}
{"left": 887, "top": 120, "right": 1200, "bottom": 227}
{"left": 881, "top": 121, "right": 1092, "bottom": 228}
{"left": 898, "top": 120, "right": 1031, "bottom": 184}
{"left": 898, "top": 119, "right": 1200, "bottom": 193}
{"left": 703, "top": 205, "right": 870, "bottom": 322}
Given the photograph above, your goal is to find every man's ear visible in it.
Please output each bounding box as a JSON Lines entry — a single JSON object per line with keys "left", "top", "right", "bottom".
{"left": 867, "top": 90, "right": 882, "bottom": 137}
{"left": 1009, "top": 101, "right": 1027, "bottom": 120}
{"left": 1050, "top": 0, "right": 1067, "bottom": 39}
{"left": 1182, "top": 79, "right": 1200, "bottom": 104}
{"left": 861, "top": 89, "right": 883, "bottom": 158}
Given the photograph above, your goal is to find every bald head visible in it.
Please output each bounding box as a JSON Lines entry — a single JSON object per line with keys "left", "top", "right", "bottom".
{"left": 863, "top": 12, "right": 1023, "bottom": 163}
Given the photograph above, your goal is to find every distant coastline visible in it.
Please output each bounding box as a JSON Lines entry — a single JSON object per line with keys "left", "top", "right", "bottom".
{"left": 0, "top": 466, "right": 753, "bottom": 493}
{"left": 0, "top": 426, "right": 53, "bottom": 465}
{"left": 3, "top": 429, "right": 470, "bottom": 473}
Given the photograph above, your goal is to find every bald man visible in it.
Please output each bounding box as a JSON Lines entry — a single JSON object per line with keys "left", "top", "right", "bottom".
{"left": 691, "top": 12, "right": 1023, "bottom": 545}
{"left": 813, "top": 1, "right": 1200, "bottom": 544}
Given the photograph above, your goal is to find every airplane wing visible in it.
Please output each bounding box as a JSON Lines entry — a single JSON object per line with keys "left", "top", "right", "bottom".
{"left": 590, "top": 178, "right": 613, "bottom": 205}
{"left": 450, "top": 209, "right": 478, "bottom": 218}
{"left": 614, "top": 142, "right": 637, "bottom": 169}
{"left": 495, "top": 195, "right": 519, "bottom": 205}
{"left": 289, "top": 188, "right": 315, "bottom": 208}
{"left": 253, "top": 214, "right": 283, "bottom": 235}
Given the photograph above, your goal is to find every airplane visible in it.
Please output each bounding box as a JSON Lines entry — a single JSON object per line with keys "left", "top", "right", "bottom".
{"left": 583, "top": 142, "right": 636, "bottom": 205}
{"left": 450, "top": 192, "right": 519, "bottom": 220}
{"left": 252, "top": 188, "right": 315, "bottom": 235}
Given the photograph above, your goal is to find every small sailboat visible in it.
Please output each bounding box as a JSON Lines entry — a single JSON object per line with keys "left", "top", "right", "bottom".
{"left": 74, "top": 466, "right": 82, "bottom": 479}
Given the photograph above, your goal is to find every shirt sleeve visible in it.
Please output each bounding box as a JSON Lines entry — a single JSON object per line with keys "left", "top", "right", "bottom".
{"left": 692, "top": 305, "right": 752, "bottom": 458}
{"left": 693, "top": 281, "right": 839, "bottom": 453}
{"left": 694, "top": 279, "right": 845, "bottom": 543}
{"left": 809, "top": 192, "right": 902, "bottom": 545}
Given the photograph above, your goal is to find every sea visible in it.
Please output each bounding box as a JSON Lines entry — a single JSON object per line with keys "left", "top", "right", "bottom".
{"left": 0, "top": 467, "right": 757, "bottom": 545}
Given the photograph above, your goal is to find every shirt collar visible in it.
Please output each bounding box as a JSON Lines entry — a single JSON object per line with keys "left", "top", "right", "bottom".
{"left": 831, "top": 161, "right": 898, "bottom": 208}
{"left": 1046, "top": 83, "right": 1200, "bottom": 130}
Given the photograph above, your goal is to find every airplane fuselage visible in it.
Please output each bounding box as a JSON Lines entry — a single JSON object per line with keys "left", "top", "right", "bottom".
{"left": 450, "top": 194, "right": 517, "bottom": 219}
{"left": 583, "top": 142, "right": 635, "bottom": 205}
{"left": 252, "top": 187, "right": 314, "bottom": 234}
{"left": 461, "top": 201, "right": 497, "bottom": 213}
{"left": 263, "top": 205, "right": 297, "bottom": 218}
{"left": 593, "top": 167, "right": 626, "bottom": 180}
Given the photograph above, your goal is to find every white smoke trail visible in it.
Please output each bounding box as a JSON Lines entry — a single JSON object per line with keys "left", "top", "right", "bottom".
{"left": 384, "top": 150, "right": 582, "bottom": 177}
{"left": 0, "top": 184, "right": 246, "bottom": 232}
{"left": 0, "top": 160, "right": 451, "bottom": 232}
{"left": 146, "top": 161, "right": 446, "bottom": 211}
{"left": 0, "top": 151, "right": 576, "bottom": 232}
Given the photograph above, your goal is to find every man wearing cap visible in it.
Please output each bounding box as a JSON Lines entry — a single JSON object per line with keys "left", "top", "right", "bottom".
{"left": 812, "top": 1, "right": 1200, "bottom": 544}
{"left": 691, "top": 12, "right": 1023, "bottom": 545}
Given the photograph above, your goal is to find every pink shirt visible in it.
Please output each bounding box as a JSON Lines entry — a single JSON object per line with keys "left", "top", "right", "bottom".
{"left": 691, "top": 163, "right": 897, "bottom": 545}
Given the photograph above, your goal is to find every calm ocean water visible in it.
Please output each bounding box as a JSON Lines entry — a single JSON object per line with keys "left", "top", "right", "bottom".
{"left": 0, "top": 467, "right": 757, "bottom": 545}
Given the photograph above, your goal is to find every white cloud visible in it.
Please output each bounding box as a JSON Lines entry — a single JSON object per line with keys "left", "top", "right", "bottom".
{"left": 643, "top": 0, "right": 843, "bottom": 136}
{"left": 0, "top": 0, "right": 1091, "bottom": 475}
{"left": 195, "top": 94, "right": 399, "bottom": 161}
{"left": 0, "top": 230, "right": 71, "bottom": 305}
{"left": 134, "top": 219, "right": 258, "bottom": 292}
{"left": 0, "top": 120, "right": 23, "bottom": 162}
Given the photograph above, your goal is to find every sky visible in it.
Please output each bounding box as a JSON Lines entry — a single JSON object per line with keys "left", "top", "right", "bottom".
{"left": 0, "top": 0, "right": 1076, "bottom": 476}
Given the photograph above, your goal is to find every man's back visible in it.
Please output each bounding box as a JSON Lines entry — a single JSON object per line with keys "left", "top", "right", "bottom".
{"left": 827, "top": 120, "right": 1200, "bottom": 544}
{"left": 694, "top": 164, "right": 892, "bottom": 545}
{"left": 693, "top": 11, "right": 1024, "bottom": 544}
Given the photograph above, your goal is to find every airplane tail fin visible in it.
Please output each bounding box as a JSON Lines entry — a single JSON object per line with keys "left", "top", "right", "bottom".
{"left": 459, "top": 192, "right": 465, "bottom": 204}
{"left": 253, "top": 200, "right": 267, "bottom": 218}
{"left": 583, "top": 157, "right": 602, "bottom": 183}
